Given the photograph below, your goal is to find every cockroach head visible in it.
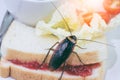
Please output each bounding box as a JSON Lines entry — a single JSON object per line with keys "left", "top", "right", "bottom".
{"left": 67, "top": 35, "right": 77, "bottom": 43}
{"left": 69, "top": 35, "right": 77, "bottom": 40}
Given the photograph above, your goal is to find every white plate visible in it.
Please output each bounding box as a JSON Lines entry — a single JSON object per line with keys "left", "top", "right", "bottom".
{"left": 0, "top": 77, "right": 14, "bottom": 80}
{"left": 105, "top": 26, "right": 120, "bottom": 80}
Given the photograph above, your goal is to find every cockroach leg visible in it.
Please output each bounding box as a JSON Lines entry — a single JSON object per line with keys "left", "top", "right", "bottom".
{"left": 75, "top": 45, "right": 86, "bottom": 49}
{"left": 73, "top": 51, "right": 84, "bottom": 65}
{"left": 38, "top": 42, "right": 59, "bottom": 68}
{"left": 45, "top": 48, "right": 55, "bottom": 51}
{"left": 58, "top": 62, "right": 66, "bottom": 80}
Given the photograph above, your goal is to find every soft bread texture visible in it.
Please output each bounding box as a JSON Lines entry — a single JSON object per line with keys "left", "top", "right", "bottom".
{"left": 0, "top": 59, "right": 105, "bottom": 80}
{"left": 1, "top": 21, "right": 108, "bottom": 65}
{"left": 0, "top": 60, "right": 10, "bottom": 77}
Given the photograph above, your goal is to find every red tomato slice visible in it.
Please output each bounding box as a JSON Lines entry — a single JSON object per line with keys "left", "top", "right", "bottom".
{"left": 82, "top": 12, "right": 93, "bottom": 26}
{"left": 97, "top": 12, "right": 111, "bottom": 23}
{"left": 82, "top": 12, "right": 111, "bottom": 25}
{"left": 103, "top": 0, "right": 120, "bottom": 15}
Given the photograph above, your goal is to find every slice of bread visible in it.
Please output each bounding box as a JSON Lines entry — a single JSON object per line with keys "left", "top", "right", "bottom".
{"left": 1, "top": 20, "right": 108, "bottom": 65}
{"left": 0, "top": 59, "right": 105, "bottom": 80}
{"left": 0, "top": 60, "right": 10, "bottom": 78}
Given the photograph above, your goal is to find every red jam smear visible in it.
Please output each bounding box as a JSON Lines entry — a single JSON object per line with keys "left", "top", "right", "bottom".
{"left": 63, "top": 63, "right": 100, "bottom": 77}
{"left": 9, "top": 60, "right": 100, "bottom": 77}
{"left": 9, "top": 59, "right": 48, "bottom": 70}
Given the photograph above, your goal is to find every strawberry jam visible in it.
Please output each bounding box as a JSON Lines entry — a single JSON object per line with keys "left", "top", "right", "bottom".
{"left": 9, "top": 59, "right": 100, "bottom": 77}
{"left": 64, "top": 63, "right": 100, "bottom": 77}
{"left": 9, "top": 60, "right": 48, "bottom": 70}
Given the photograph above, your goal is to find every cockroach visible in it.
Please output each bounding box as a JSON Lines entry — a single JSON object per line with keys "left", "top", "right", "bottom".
{"left": 38, "top": 1, "right": 114, "bottom": 80}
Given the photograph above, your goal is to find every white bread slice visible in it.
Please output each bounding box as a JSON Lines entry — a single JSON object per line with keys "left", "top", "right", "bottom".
{"left": 0, "top": 60, "right": 10, "bottom": 78}
{"left": 0, "top": 59, "right": 105, "bottom": 80}
{"left": 1, "top": 20, "right": 108, "bottom": 65}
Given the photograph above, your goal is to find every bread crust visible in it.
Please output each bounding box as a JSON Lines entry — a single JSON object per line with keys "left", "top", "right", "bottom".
{"left": 0, "top": 64, "right": 10, "bottom": 78}
{"left": 4, "top": 48, "right": 105, "bottom": 65}
{"left": 0, "top": 60, "right": 105, "bottom": 80}
{"left": 0, "top": 60, "right": 10, "bottom": 78}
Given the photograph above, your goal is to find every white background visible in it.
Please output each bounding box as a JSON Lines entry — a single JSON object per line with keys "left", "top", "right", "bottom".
{"left": 0, "top": 0, "right": 120, "bottom": 80}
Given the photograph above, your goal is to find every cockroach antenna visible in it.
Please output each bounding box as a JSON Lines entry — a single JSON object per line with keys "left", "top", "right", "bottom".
{"left": 78, "top": 39, "right": 115, "bottom": 47}
{"left": 49, "top": 0, "right": 73, "bottom": 36}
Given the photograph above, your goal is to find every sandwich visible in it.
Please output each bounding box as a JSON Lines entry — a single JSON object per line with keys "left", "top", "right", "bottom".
{"left": 0, "top": 0, "right": 119, "bottom": 80}
{"left": 0, "top": 20, "right": 107, "bottom": 80}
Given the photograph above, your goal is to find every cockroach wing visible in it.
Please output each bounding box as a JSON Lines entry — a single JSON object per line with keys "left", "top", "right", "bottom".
{"left": 49, "top": 38, "right": 75, "bottom": 70}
